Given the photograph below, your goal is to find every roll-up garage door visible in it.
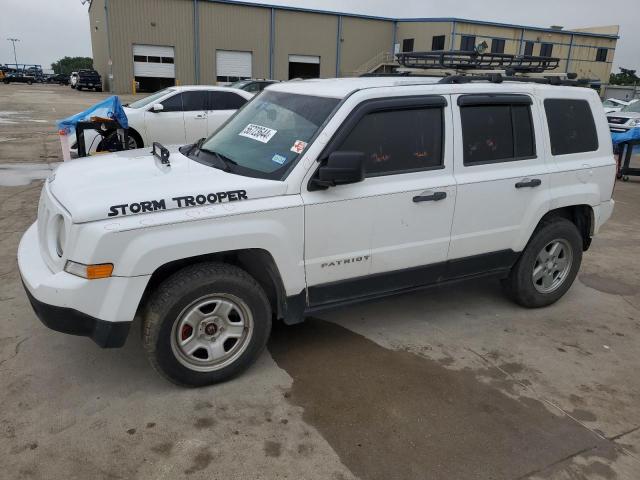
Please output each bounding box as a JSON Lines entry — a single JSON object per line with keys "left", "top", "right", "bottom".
{"left": 133, "top": 44, "right": 175, "bottom": 78}
{"left": 288, "top": 55, "right": 320, "bottom": 64}
{"left": 216, "top": 51, "right": 252, "bottom": 81}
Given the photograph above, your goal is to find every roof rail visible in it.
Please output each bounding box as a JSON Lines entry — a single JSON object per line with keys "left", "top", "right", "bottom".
{"left": 438, "top": 73, "right": 590, "bottom": 87}
{"left": 397, "top": 50, "right": 559, "bottom": 74}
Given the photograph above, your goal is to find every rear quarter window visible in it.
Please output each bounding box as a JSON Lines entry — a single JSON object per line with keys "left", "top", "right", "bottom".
{"left": 544, "top": 99, "right": 598, "bottom": 156}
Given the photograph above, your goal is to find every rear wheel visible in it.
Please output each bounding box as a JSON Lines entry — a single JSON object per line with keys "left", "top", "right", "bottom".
{"left": 503, "top": 218, "right": 583, "bottom": 308}
{"left": 142, "top": 263, "right": 272, "bottom": 387}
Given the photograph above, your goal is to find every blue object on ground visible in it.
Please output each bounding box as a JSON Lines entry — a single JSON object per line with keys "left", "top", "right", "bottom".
{"left": 56, "top": 96, "right": 128, "bottom": 134}
{"left": 611, "top": 127, "right": 640, "bottom": 145}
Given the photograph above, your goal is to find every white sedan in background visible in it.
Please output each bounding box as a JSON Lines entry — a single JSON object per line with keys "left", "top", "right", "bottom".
{"left": 602, "top": 97, "right": 636, "bottom": 114}
{"left": 71, "top": 86, "right": 253, "bottom": 154}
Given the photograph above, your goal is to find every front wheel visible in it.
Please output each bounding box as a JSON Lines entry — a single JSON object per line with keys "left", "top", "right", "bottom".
{"left": 142, "top": 263, "right": 272, "bottom": 387}
{"left": 502, "top": 218, "right": 583, "bottom": 308}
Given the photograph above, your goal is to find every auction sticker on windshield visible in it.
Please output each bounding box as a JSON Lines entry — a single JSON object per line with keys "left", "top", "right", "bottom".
{"left": 239, "top": 124, "right": 277, "bottom": 143}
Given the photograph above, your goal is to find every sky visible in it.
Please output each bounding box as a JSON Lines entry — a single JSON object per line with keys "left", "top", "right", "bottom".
{"left": 1, "top": 0, "right": 638, "bottom": 73}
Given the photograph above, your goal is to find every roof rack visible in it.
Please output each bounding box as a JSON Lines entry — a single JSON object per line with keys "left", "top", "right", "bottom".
{"left": 396, "top": 50, "right": 559, "bottom": 74}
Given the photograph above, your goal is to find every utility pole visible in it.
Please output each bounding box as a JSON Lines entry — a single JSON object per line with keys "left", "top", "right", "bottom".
{"left": 7, "top": 38, "right": 20, "bottom": 69}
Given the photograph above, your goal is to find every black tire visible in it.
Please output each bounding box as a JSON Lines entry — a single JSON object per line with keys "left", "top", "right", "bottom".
{"left": 142, "top": 262, "right": 272, "bottom": 387}
{"left": 27, "top": 80, "right": 32, "bottom": 85}
{"left": 502, "top": 218, "right": 583, "bottom": 308}
{"left": 96, "top": 87, "right": 102, "bottom": 92}
{"left": 77, "top": 86, "right": 82, "bottom": 91}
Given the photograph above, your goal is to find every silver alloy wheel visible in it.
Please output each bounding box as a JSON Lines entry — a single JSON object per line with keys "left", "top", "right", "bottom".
{"left": 170, "top": 293, "right": 254, "bottom": 372}
{"left": 126, "top": 136, "right": 138, "bottom": 149}
{"left": 532, "top": 238, "right": 573, "bottom": 294}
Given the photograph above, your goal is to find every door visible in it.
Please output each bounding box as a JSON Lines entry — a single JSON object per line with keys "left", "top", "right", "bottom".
{"left": 206, "top": 90, "right": 248, "bottom": 135}
{"left": 180, "top": 91, "right": 209, "bottom": 143}
{"left": 288, "top": 55, "right": 320, "bottom": 79}
{"left": 144, "top": 92, "right": 186, "bottom": 145}
{"left": 216, "top": 50, "right": 252, "bottom": 83}
{"left": 302, "top": 95, "right": 456, "bottom": 306}
{"left": 449, "top": 94, "right": 551, "bottom": 262}
{"left": 133, "top": 44, "right": 175, "bottom": 91}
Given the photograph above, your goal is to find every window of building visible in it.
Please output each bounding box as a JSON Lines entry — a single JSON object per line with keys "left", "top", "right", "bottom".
{"left": 596, "top": 48, "right": 608, "bottom": 62}
{"left": 460, "top": 101, "right": 536, "bottom": 165}
{"left": 147, "top": 56, "right": 161, "bottom": 63}
{"left": 133, "top": 55, "right": 147, "bottom": 62}
{"left": 161, "top": 57, "right": 174, "bottom": 64}
{"left": 402, "top": 38, "right": 415, "bottom": 52}
{"left": 491, "top": 39, "right": 506, "bottom": 54}
{"left": 460, "top": 35, "right": 476, "bottom": 51}
{"left": 544, "top": 99, "right": 598, "bottom": 156}
{"left": 524, "top": 41, "right": 534, "bottom": 56}
{"left": 540, "top": 43, "right": 554, "bottom": 57}
{"left": 216, "top": 75, "right": 249, "bottom": 83}
{"left": 338, "top": 107, "right": 444, "bottom": 177}
{"left": 432, "top": 35, "right": 446, "bottom": 51}
{"left": 208, "top": 91, "right": 247, "bottom": 110}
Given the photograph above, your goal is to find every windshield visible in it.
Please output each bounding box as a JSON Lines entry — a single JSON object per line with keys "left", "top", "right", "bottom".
{"left": 621, "top": 101, "right": 640, "bottom": 113}
{"left": 197, "top": 91, "right": 340, "bottom": 180}
{"left": 229, "top": 80, "right": 251, "bottom": 89}
{"left": 127, "top": 88, "right": 175, "bottom": 109}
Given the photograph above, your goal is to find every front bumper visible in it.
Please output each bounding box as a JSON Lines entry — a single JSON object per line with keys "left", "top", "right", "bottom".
{"left": 22, "top": 285, "right": 130, "bottom": 347}
{"left": 18, "top": 223, "right": 150, "bottom": 348}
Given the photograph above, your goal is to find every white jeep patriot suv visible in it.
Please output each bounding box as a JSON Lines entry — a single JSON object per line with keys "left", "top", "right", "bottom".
{"left": 19, "top": 76, "right": 616, "bottom": 386}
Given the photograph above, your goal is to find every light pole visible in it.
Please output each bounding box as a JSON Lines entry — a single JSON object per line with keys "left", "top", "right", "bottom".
{"left": 7, "top": 38, "right": 20, "bottom": 69}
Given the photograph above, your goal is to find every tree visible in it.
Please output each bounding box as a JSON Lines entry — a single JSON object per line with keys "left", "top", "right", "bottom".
{"left": 609, "top": 68, "right": 640, "bottom": 86}
{"left": 51, "top": 56, "right": 93, "bottom": 74}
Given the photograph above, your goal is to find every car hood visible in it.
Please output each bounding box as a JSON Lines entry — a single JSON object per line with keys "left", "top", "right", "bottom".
{"left": 49, "top": 146, "right": 287, "bottom": 223}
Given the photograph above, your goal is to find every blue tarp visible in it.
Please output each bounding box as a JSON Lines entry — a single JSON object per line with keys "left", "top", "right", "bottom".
{"left": 611, "top": 127, "right": 640, "bottom": 145}
{"left": 56, "top": 95, "right": 128, "bottom": 134}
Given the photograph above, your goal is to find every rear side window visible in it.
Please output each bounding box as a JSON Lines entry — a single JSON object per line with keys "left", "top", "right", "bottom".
{"left": 209, "top": 91, "right": 247, "bottom": 110}
{"left": 460, "top": 99, "right": 536, "bottom": 165}
{"left": 544, "top": 99, "right": 598, "bottom": 156}
{"left": 338, "top": 107, "right": 444, "bottom": 176}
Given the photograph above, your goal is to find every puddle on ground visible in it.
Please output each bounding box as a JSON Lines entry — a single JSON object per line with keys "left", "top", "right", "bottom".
{"left": 269, "top": 318, "right": 613, "bottom": 480}
{"left": 580, "top": 273, "right": 638, "bottom": 296}
{"left": 0, "top": 163, "right": 59, "bottom": 187}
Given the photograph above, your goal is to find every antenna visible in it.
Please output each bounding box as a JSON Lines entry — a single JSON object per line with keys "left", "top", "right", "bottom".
{"left": 6, "top": 38, "right": 20, "bottom": 68}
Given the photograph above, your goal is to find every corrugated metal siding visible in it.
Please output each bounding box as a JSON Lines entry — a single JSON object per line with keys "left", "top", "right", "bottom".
{"left": 107, "top": 0, "right": 195, "bottom": 93}
{"left": 198, "top": 2, "right": 271, "bottom": 84}
{"left": 274, "top": 10, "right": 338, "bottom": 79}
{"left": 396, "top": 21, "right": 453, "bottom": 52}
{"left": 340, "top": 17, "right": 394, "bottom": 76}
{"left": 89, "top": 0, "right": 110, "bottom": 90}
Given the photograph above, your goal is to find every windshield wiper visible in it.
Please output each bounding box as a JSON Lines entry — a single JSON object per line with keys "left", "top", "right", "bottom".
{"left": 198, "top": 146, "right": 237, "bottom": 172}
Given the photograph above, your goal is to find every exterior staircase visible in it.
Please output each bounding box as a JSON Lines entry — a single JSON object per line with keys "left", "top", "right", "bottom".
{"left": 350, "top": 51, "right": 398, "bottom": 77}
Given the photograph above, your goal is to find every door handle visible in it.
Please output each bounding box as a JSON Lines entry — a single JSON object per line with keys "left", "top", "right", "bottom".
{"left": 413, "top": 191, "right": 447, "bottom": 203}
{"left": 515, "top": 178, "right": 542, "bottom": 189}
{"left": 195, "top": 114, "right": 207, "bottom": 119}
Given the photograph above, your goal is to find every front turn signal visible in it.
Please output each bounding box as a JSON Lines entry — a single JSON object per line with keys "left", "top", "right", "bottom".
{"left": 65, "top": 261, "right": 114, "bottom": 279}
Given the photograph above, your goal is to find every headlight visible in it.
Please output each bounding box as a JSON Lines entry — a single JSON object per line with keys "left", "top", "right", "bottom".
{"left": 630, "top": 119, "right": 640, "bottom": 127}
{"left": 64, "top": 261, "right": 114, "bottom": 280}
{"left": 48, "top": 214, "right": 66, "bottom": 258}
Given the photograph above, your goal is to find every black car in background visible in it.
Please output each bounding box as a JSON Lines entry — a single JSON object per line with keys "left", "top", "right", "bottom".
{"left": 2, "top": 72, "right": 36, "bottom": 85}
{"left": 48, "top": 73, "right": 70, "bottom": 85}
{"left": 228, "top": 79, "right": 278, "bottom": 93}
{"left": 76, "top": 69, "right": 102, "bottom": 91}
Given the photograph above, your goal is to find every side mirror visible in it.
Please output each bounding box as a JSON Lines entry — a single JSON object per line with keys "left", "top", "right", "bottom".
{"left": 151, "top": 103, "right": 164, "bottom": 113}
{"left": 311, "top": 151, "right": 365, "bottom": 189}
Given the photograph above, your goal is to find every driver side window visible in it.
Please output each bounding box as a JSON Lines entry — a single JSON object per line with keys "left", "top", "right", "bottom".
{"left": 160, "top": 93, "right": 184, "bottom": 112}
{"left": 337, "top": 107, "right": 444, "bottom": 177}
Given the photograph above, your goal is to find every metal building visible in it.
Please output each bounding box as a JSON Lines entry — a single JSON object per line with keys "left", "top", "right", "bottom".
{"left": 88, "top": 0, "right": 619, "bottom": 93}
